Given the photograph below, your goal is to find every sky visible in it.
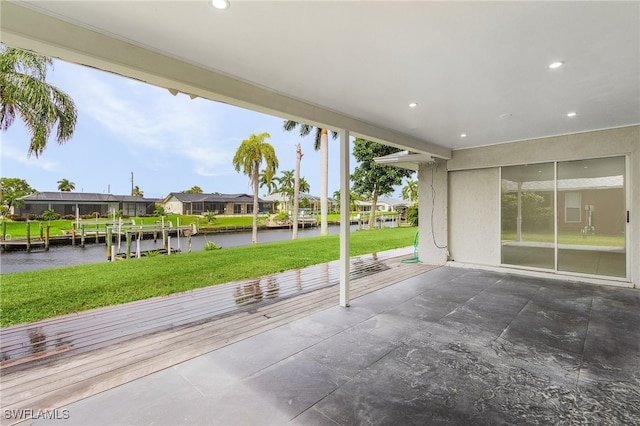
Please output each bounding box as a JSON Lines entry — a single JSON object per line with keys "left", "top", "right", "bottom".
{"left": 1, "top": 58, "right": 412, "bottom": 200}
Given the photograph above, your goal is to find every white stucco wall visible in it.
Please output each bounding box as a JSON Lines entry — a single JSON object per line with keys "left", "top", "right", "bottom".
{"left": 448, "top": 168, "right": 501, "bottom": 266}
{"left": 163, "top": 199, "right": 183, "bottom": 214}
{"left": 446, "top": 125, "right": 639, "bottom": 288}
{"left": 418, "top": 159, "right": 448, "bottom": 265}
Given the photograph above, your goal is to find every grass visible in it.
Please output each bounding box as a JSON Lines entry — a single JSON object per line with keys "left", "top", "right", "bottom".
{"left": 0, "top": 226, "right": 418, "bottom": 327}
{"left": 1, "top": 215, "right": 264, "bottom": 238}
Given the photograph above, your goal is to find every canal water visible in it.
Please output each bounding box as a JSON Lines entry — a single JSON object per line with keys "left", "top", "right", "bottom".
{"left": 0, "top": 224, "right": 379, "bottom": 274}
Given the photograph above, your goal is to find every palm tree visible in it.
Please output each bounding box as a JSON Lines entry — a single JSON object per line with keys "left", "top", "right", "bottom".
{"left": 298, "top": 177, "right": 311, "bottom": 194}
{"left": 333, "top": 189, "right": 361, "bottom": 213}
{"left": 182, "top": 186, "right": 203, "bottom": 194}
{"left": 283, "top": 121, "right": 337, "bottom": 236}
{"left": 233, "top": 132, "right": 278, "bottom": 244}
{"left": 0, "top": 45, "right": 78, "bottom": 158}
{"left": 132, "top": 185, "right": 143, "bottom": 197}
{"left": 259, "top": 169, "right": 277, "bottom": 195}
{"left": 274, "top": 170, "right": 295, "bottom": 211}
{"left": 57, "top": 178, "right": 75, "bottom": 192}
{"left": 401, "top": 179, "right": 418, "bottom": 202}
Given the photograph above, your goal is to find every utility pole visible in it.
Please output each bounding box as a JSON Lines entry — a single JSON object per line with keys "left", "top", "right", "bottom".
{"left": 130, "top": 172, "right": 134, "bottom": 196}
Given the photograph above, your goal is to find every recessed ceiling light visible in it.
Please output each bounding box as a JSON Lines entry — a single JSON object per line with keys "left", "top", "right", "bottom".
{"left": 549, "top": 61, "right": 564, "bottom": 69}
{"left": 211, "top": 0, "right": 230, "bottom": 10}
{"left": 567, "top": 112, "right": 577, "bottom": 117}
{"left": 460, "top": 133, "right": 467, "bottom": 138}
{"left": 408, "top": 102, "right": 418, "bottom": 108}
{"left": 499, "top": 113, "right": 512, "bottom": 119}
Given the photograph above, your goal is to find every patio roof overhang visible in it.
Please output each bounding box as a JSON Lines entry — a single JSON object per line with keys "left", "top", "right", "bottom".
{"left": 374, "top": 151, "right": 434, "bottom": 171}
{"left": 2, "top": 1, "right": 637, "bottom": 156}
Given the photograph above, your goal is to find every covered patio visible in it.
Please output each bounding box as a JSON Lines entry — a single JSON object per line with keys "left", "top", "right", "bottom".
{"left": 3, "top": 261, "right": 638, "bottom": 425}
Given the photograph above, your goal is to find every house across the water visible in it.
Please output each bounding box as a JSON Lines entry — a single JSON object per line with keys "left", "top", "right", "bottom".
{"left": 161, "top": 193, "right": 274, "bottom": 216}
{"left": 15, "top": 192, "right": 156, "bottom": 218}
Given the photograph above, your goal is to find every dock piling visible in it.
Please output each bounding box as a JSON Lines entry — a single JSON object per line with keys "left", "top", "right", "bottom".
{"left": 107, "top": 228, "right": 113, "bottom": 261}
{"left": 125, "top": 232, "right": 132, "bottom": 259}
{"left": 26, "top": 221, "right": 31, "bottom": 252}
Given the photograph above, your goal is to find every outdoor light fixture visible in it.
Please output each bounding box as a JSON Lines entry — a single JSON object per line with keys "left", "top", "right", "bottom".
{"left": 211, "top": 0, "right": 230, "bottom": 10}
{"left": 549, "top": 61, "right": 564, "bottom": 69}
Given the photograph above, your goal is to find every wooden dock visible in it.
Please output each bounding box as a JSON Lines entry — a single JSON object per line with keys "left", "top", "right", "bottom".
{"left": 0, "top": 249, "right": 435, "bottom": 424}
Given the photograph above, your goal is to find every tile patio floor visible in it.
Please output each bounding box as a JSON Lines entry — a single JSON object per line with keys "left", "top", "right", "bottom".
{"left": 11, "top": 265, "right": 640, "bottom": 425}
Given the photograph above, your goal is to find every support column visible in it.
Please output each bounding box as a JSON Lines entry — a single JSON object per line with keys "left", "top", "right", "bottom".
{"left": 418, "top": 159, "right": 448, "bottom": 265}
{"left": 339, "top": 129, "right": 350, "bottom": 307}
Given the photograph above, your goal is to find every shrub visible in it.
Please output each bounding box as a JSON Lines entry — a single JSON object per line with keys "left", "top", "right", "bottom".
{"left": 406, "top": 205, "right": 419, "bottom": 226}
{"left": 62, "top": 214, "right": 76, "bottom": 220}
{"left": 275, "top": 211, "right": 289, "bottom": 221}
{"left": 204, "top": 211, "right": 217, "bottom": 224}
{"left": 42, "top": 209, "right": 60, "bottom": 221}
{"left": 204, "top": 240, "right": 221, "bottom": 250}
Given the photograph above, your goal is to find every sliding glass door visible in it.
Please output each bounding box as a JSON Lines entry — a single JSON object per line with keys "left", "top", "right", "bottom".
{"left": 557, "top": 157, "right": 626, "bottom": 277}
{"left": 501, "top": 163, "right": 555, "bottom": 270}
{"left": 501, "top": 156, "right": 627, "bottom": 279}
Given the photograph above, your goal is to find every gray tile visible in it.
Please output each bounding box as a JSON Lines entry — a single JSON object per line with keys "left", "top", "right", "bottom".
{"left": 175, "top": 323, "right": 323, "bottom": 386}
{"left": 32, "top": 369, "right": 209, "bottom": 425}
{"left": 573, "top": 375, "right": 640, "bottom": 425}
{"left": 290, "top": 407, "right": 341, "bottom": 426}
{"left": 581, "top": 321, "right": 640, "bottom": 372}
{"left": 299, "top": 327, "right": 399, "bottom": 378}
{"left": 501, "top": 301, "right": 589, "bottom": 355}
{"left": 351, "top": 313, "right": 434, "bottom": 345}
{"left": 532, "top": 284, "right": 594, "bottom": 315}
{"left": 214, "top": 354, "right": 349, "bottom": 423}
{"left": 385, "top": 294, "right": 460, "bottom": 322}
{"left": 288, "top": 304, "right": 375, "bottom": 340}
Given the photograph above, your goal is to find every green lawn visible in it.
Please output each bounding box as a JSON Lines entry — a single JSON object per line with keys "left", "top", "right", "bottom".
{"left": 1, "top": 215, "right": 263, "bottom": 238}
{"left": 0, "top": 226, "right": 418, "bottom": 327}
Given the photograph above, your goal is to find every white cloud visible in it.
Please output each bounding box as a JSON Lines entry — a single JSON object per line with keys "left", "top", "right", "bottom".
{"left": 59, "top": 65, "right": 239, "bottom": 178}
{"left": 0, "top": 141, "right": 60, "bottom": 172}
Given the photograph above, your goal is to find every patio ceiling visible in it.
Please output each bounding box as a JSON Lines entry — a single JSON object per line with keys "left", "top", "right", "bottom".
{"left": 2, "top": 1, "right": 639, "bottom": 158}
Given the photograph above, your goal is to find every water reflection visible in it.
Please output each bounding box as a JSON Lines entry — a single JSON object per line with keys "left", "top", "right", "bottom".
{"left": 28, "top": 328, "right": 46, "bottom": 354}
{"left": 266, "top": 276, "right": 279, "bottom": 299}
{"left": 234, "top": 279, "right": 263, "bottom": 306}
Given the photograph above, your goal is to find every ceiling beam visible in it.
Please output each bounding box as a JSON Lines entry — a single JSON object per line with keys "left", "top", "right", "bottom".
{"left": 1, "top": 2, "right": 452, "bottom": 159}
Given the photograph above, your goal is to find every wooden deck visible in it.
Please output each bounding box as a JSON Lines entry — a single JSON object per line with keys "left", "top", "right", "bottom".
{"left": 0, "top": 249, "right": 435, "bottom": 424}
